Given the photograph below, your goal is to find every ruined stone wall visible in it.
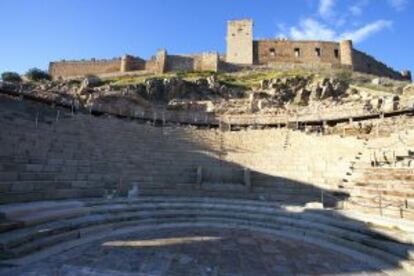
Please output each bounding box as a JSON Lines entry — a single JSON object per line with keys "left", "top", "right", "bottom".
{"left": 145, "top": 59, "right": 157, "bottom": 73}
{"left": 166, "top": 53, "right": 219, "bottom": 72}
{"left": 167, "top": 55, "right": 195, "bottom": 71}
{"left": 120, "top": 55, "right": 146, "bottom": 73}
{"left": 195, "top": 53, "right": 219, "bottom": 72}
{"left": 353, "top": 49, "right": 406, "bottom": 80}
{"left": 145, "top": 50, "right": 168, "bottom": 74}
{"left": 253, "top": 40, "right": 341, "bottom": 66}
{"left": 49, "top": 59, "right": 121, "bottom": 79}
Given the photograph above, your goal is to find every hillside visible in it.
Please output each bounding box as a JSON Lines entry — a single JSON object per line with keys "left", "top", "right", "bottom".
{"left": 1, "top": 69, "right": 413, "bottom": 121}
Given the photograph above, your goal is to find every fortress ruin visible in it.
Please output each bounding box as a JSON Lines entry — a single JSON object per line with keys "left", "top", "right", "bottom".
{"left": 49, "top": 19, "right": 412, "bottom": 81}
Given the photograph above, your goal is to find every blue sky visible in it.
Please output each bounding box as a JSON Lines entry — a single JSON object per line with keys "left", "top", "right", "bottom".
{"left": 0, "top": 0, "right": 412, "bottom": 74}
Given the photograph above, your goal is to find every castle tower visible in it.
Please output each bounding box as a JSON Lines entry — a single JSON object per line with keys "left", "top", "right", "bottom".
{"left": 155, "top": 49, "right": 167, "bottom": 74}
{"left": 120, "top": 55, "right": 131, "bottom": 73}
{"left": 340, "top": 40, "right": 354, "bottom": 69}
{"left": 226, "top": 19, "right": 253, "bottom": 65}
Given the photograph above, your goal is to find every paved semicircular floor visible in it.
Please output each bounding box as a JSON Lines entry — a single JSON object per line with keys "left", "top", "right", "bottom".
{"left": 0, "top": 228, "right": 387, "bottom": 276}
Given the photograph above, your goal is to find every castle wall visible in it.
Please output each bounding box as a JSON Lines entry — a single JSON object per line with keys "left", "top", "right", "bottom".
{"left": 352, "top": 50, "right": 406, "bottom": 80}
{"left": 145, "top": 49, "right": 168, "bottom": 74}
{"left": 48, "top": 18, "right": 409, "bottom": 81}
{"left": 166, "top": 53, "right": 219, "bottom": 72}
{"left": 195, "top": 53, "right": 219, "bottom": 72}
{"left": 145, "top": 59, "right": 158, "bottom": 73}
{"left": 120, "top": 55, "right": 146, "bottom": 73}
{"left": 253, "top": 40, "right": 341, "bottom": 66}
{"left": 167, "top": 55, "right": 195, "bottom": 71}
{"left": 49, "top": 59, "right": 121, "bottom": 79}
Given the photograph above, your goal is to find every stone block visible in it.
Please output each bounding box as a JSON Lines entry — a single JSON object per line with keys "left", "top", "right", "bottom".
{"left": 196, "top": 166, "right": 203, "bottom": 189}
{"left": 33, "top": 181, "right": 57, "bottom": 191}
{"left": 244, "top": 168, "right": 251, "bottom": 191}
{"left": 0, "top": 183, "right": 11, "bottom": 193}
{"left": 11, "top": 182, "right": 34, "bottom": 193}
{"left": 0, "top": 172, "right": 18, "bottom": 181}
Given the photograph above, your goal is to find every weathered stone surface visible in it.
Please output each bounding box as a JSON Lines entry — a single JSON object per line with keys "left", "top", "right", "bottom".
{"left": 256, "top": 76, "right": 349, "bottom": 108}
{"left": 294, "top": 88, "right": 311, "bottom": 105}
{"left": 403, "top": 84, "right": 414, "bottom": 97}
{"left": 0, "top": 228, "right": 388, "bottom": 275}
{"left": 371, "top": 78, "right": 382, "bottom": 86}
{"left": 82, "top": 75, "right": 102, "bottom": 88}
{"left": 320, "top": 83, "right": 334, "bottom": 99}
{"left": 167, "top": 100, "right": 214, "bottom": 112}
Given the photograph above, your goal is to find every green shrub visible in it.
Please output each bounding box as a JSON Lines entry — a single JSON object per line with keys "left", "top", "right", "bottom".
{"left": 1, "top": 71, "right": 22, "bottom": 83}
{"left": 25, "top": 68, "right": 51, "bottom": 81}
{"left": 335, "top": 70, "right": 352, "bottom": 84}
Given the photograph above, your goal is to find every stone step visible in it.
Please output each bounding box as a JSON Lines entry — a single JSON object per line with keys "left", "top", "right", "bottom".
{"left": 2, "top": 230, "right": 80, "bottom": 259}
{"left": 137, "top": 188, "right": 319, "bottom": 202}
{"left": 0, "top": 200, "right": 85, "bottom": 220}
{"left": 0, "top": 181, "right": 104, "bottom": 193}
{"left": 88, "top": 203, "right": 410, "bottom": 244}
{"left": 0, "top": 199, "right": 413, "bottom": 268}
{"left": 1, "top": 212, "right": 413, "bottom": 273}
{"left": 349, "top": 187, "right": 414, "bottom": 199}
{"left": 0, "top": 220, "right": 24, "bottom": 234}
{"left": 0, "top": 172, "right": 19, "bottom": 182}
{"left": 18, "top": 207, "right": 89, "bottom": 226}
{"left": 0, "top": 188, "right": 105, "bottom": 204}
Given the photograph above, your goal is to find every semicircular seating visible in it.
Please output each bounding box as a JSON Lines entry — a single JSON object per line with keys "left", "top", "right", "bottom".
{"left": 1, "top": 95, "right": 414, "bottom": 275}
{"left": 1, "top": 196, "right": 414, "bottom": 275}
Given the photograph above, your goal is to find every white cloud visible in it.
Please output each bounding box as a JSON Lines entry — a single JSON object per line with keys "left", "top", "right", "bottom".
{"left": 281, "top": 18, "right": 393, "bottom": 44}
{"left": 290, "top": 18, "right": 336, "bottom": 40}
{"left": 388, "top": 0, "right": 408, "bottom": 11}
{"left": 340, "top": 20, "right": 393, "bottom": 43}
{"left": 318, "top": 0, "right": 335, "bottom": 18}
{"left": 276, "top": 1, "right": 397, "bottom": 44}
{"left": 349, "top": 0, "right": 370, "bottom": 16}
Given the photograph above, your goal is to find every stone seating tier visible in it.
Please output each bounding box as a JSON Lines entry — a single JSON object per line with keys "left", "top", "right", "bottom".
{"left": 0, "top": 96, "right": 413, "bottom": 218}
{"left": 0, "top": 197, "right": 414, "bottom": 275}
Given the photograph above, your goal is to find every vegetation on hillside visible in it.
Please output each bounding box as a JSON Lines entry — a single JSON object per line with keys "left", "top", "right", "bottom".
{"left": 102, "top": 68, "right": 366, "bottom": 91}
{"left": 1, "top": 72, "right": 22, "bottom": 83}
{"left": 25, "top": 68, "right": 51, "bottom": 82}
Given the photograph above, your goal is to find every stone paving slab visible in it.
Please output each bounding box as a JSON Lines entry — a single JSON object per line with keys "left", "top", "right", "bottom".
{"left": 0, "top": 227, "right": 389, "bottom": 276}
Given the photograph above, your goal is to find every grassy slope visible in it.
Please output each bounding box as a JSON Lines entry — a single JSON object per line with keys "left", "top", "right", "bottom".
{"left": 106, "top": 70, "right": 322, "bottom": 89}
{"left": 103, "top": 69, "right": 407, "bottom": 93}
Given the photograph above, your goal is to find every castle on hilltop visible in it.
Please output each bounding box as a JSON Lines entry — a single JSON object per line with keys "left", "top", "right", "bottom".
{"left": 49, "top": 19, "right": 411, "bottom": 81}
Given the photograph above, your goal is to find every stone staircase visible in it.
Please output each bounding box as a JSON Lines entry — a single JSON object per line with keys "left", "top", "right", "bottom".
{"left": 341, "top": 128, "right": 414, "bottom": 219}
